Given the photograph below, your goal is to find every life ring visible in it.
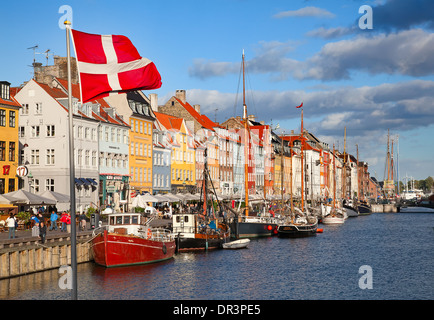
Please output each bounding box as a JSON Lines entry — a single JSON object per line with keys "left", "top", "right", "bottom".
{"left": 147, "top": 229, "right": 152, "bottom": 239}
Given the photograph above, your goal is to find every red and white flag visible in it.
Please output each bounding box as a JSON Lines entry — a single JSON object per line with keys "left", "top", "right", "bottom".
{"left": 296, "top": 102, "right": 303, "bottom": 108}
{"left": 71, "top": 29, "right": 162, "bottom": 102}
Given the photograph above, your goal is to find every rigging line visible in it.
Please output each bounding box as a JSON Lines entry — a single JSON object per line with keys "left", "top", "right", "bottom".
{"left": 233, "top": 59, "right": 243, "bottom": 118}
{"left": 244, "top": 60, "right": 258, "bottom": 120}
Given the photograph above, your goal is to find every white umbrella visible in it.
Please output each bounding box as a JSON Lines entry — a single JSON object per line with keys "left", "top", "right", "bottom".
{"left": 0, "top": 194, "right": 12, "bottom": 204}
{"left": 153, "top": 194, "right": 171, "bottom": 202}
{"left": 40, "top": 190, "right": 70, "bottom": 203}
{"left": 141, "top": 193, "right": 159, "bottom": 202}
{"left": 164, "top": 193, "right": 182, "bottom": 202}
{"left": 2, "top": 189, "right": 56, "bottom": 205}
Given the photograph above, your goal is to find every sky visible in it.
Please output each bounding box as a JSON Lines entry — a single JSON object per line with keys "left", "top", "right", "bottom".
{"left": 1, "top": 0, "right": 433, "bottom": 182}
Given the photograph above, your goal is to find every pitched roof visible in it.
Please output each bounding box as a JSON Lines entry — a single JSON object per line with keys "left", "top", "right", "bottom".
{"left": 173, "top": 97, "right": 222, "bottom": 131}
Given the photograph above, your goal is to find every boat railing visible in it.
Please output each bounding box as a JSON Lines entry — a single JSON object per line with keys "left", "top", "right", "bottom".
{"left": 138, "top": 227, "right": 175, "bottom": 242}
{"left": 92, "top": 225, "right": 108, "bottom": 237}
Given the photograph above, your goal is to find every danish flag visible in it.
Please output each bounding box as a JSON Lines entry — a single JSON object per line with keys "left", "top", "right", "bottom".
{"left": 71, "top": 29, "right": 162, "bottom": 102}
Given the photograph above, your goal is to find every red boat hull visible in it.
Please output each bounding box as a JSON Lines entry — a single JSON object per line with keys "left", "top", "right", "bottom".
{"left": 92, "top": 230, "right": 176, "bottom": 267}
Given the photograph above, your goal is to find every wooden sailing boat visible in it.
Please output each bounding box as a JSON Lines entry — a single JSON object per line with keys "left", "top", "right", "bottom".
{"left": 229, "top": 50, "right": 280, "bottom": 239}
{"left": 322, "top": 144, "right": 346, "bottom": 225}
{"left": 172, "top": 148, "right": 230, "bottom": 252}
{"left": 277, "top": 104, "right": 318, "bottom": 237}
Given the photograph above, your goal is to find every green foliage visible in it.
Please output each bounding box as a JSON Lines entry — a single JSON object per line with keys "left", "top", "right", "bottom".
{"left": 16, "top": 211, "right": 31, "bottom": 223}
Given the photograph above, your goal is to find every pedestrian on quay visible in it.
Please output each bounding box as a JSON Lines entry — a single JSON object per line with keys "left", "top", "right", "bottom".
{"left": 39, "top": 215, "right": 47, "bottom": 244}
{"left": 30, "top": 213, "right": 40, "bottom": 237}
{"left": 79, "top": 212, "right": 87, "bottom": 231}
{"left": 50, "top": 210, "right": 58, "bottom": 231}
{"left": 66, "top": 212, "right": 71, "bottom": 233}
{"left": 6, "top": 213, "right": 16, "bottom": 239}
{"left": 60, "top": 211, "right": 68, "bottom": 232}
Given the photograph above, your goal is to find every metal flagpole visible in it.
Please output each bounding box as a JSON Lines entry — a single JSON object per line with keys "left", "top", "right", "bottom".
{"left": 65, "top": 20, "right": 78, "bottom": 300}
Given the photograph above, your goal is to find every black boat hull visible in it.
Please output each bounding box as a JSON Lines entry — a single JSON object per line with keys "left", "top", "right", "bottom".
{"left": 230, "top": 221, "right": 278, "bottom": 239}
{"left": 175, "top": 236, "right": 225, "bottom": 252}
{"left": 358, "top": 204, "right": 372, "bottom": 215}
{"left": 277, "top": 223, "right": 318, "bottom": 238}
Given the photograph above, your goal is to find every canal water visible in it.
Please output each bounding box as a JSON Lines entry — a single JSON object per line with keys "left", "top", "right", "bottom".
{"left": 1, "top": 212, "right": 433, "bottom": 301}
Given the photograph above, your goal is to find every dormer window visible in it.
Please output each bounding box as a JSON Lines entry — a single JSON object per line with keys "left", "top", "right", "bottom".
{"left": 0, "top": 81, "right": 11, "bottom": 100}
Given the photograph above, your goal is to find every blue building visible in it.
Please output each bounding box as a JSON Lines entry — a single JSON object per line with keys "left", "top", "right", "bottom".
{"left": 152, "top": 122, "right": 171, "bottom": 194}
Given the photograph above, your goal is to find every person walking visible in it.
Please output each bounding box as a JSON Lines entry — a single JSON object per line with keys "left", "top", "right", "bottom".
{"left": 66, "top": 212, "right": 71, "bottom": 233}
{"left": 30, "top": 213, "right": 40, "bottom": 237}
{"left": 39, "top": 215, "right": 47, "bottom": 244}
{"left": 6, "top": 213, "right": 16, "bottom": 239}
{"left": 79, "top": 212, "right": 87, "bottom": 231}
{"left": 60, "top": 212, "right": 68, "bottom": 232}
{"left": 49, "top": 210, "right": 58, "bottom": 231}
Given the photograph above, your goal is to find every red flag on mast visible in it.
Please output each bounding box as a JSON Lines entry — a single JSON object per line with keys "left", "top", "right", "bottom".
{"left": 296, "top": 102, "right": 303, "bottom": 108}
{"left": 70, "top": 29, "right": 162, "bottom": 102}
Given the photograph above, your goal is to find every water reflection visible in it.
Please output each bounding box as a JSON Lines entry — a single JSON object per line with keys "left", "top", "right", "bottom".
{"left": 2, "top": 213, "right": 434, "bottom": 300}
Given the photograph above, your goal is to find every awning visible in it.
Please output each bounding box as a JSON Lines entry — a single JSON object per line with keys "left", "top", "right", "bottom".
{"left": 75, "top": 178, "right": 84, "bottom": 186}
{"left": 86, "top": 178, "right": 98, "bottom": 186}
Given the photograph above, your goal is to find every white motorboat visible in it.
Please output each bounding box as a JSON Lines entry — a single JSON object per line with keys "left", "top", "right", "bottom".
{"left": 222, "top": 239, "right": 250, "bottom": 249}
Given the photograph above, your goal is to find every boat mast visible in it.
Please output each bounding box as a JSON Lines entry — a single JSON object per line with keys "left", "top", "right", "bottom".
{"left": 342, "top": 127, "right": 346, "bottom": 200}
{"left": 300, "top": 107, "right": 304, "bottom": 210}
{"left": 333, "top": 144, "right": 336, "bottom": 209}
{"left": 242, "top": 50, "right": 250, "bottom": 216}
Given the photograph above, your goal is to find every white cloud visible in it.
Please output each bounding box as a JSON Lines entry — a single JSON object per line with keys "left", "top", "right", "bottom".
{"left": 273, "top": 6, "right": 335, "bottom": 19}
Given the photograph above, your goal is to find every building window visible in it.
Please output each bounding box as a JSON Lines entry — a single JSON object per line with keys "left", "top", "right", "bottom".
{"left": 31, "top": 149, "right": 40, "bottom": 165}
{"left": 92, "top": 151, "right": 97, "bottom": 167}
{"left": 0, "top": 110, "right": 5, "bottom": 127}
{"left": 46, "top": 125, "right": 55, "bottom": 137}
{"left": 21, "top": 104, "right": 29, "bottom": 115}
{"left": 85, "top": 150, "right": 90, "bottom": 166}
{"left": 77, "top": 149, "right": 82, "bottom": 166}
{"left": 31, "top": 125, "right": 40, "bottom": 137}
{"left": 8, "top": 178, "right": 15, "bottom": 192}
{"left": 9, "top": 142, "right": 15, "bottom": 161}
{"left": 0, "top": 178, "right": 4, "bottom": 194}
{"left": 35, "top": 102, "right": 42, "bottom": 114}
{"left": 85, "top": 127, "right": 90, "bottom": 140}
{"left": 9, "top": 111, "right": 15, "bottom": 127}
{"left": 46, "top": 179, "right": 55, "bottom": 191}
{"left": 19, "top": 126, "right": 25, "bottom": 137}
{"left": 34, "top": 179, "right": 40, "bottom": 193}
{"left": 0, "top": 141, "right": 5, "bottom": 161}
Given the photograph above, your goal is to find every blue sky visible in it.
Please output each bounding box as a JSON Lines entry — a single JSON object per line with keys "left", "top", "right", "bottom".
{"left": 1, "top": 0, "right": 433, "bottom": 182}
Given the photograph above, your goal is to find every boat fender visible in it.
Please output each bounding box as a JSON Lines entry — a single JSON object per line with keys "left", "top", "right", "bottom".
{"left": 162, "top": 243, "right": 167, "bottom": 254}
{"left": 317, "top": 228, "right": 324, "bottom": 233}
{"left": 267, "top": 225, "right": 272, "bottom": 231}
{"left": 147, "top": 229, "right": 152, "bottom": 239}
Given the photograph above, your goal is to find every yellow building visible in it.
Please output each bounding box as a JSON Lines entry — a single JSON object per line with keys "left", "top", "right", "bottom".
{"left": 0, "top": 81, "right": 20, "bottom": 195}
{"left": 154, "top": 112, "right": 196, "bottom": 193}
{"left": 128, "top": 97, "right": 154, "bottom": 194}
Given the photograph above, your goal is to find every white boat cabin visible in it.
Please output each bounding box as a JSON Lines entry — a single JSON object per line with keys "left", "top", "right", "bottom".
{"left": 107, "top": 212, "right": 144, "bottom": 236}
{"left": 172, "top": 213, "right": 196, "bottom": 238}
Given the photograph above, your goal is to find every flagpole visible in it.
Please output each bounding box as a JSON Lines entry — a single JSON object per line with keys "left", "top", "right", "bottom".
{"left": 65, "top": 20, "right": 78, "bottom": 300}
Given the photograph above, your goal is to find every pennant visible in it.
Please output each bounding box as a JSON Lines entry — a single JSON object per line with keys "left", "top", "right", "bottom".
{"left": 70, "top": 29, "right": 162, "bottom": 102}
{"left": 296, "top": 102, "right": 303, "bottom": 108}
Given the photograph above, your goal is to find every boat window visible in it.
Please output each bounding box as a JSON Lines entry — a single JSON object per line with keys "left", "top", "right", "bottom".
{"left": 124, "top": 216, "right": 130, "bottom": 224}
{"left": 116, "top": 216, "right": 123, "bottom": 225}
{"left": 109, "top": 216, "right": 115, "bottom": 225}
{"left": 184, "top": 216, "right": 189, "bottom": 223}
{"left": 132, "top": 215, "right": 139, "bottom": 224}
{"left": 176, "top": 216, "right": 180, "bottom": 223}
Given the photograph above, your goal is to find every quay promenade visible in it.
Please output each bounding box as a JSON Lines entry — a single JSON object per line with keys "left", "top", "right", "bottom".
{"left": 0, "top": 218, "right": 172, "bottom": 279}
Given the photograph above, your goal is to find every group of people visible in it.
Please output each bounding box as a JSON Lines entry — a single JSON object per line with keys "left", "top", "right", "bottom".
{"left": 3, "top": 210, "right": 88, "bottom": 243}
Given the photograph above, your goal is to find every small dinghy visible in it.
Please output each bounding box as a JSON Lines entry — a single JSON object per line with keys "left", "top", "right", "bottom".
{"left": 222, "top": 239, "right": 250, "bottom": 249}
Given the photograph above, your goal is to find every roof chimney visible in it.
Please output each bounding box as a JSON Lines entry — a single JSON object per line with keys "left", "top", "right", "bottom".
{"left": 175, "top": 90, "right": 186, "bottom": 103}
{"left": 150, "top": 93, "right": 158, "bottom": 112}
{"left": 193, "top": 104, "right": 200, "bottom": 114}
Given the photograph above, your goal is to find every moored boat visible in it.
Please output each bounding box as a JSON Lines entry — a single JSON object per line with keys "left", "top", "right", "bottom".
{"left": 92, "top": 212, "right": 176, "bottom": 268}
{"left": 172, "top": 212, "right": 230, "bottom": 252}
{"left": 277, "top": 213, "right": 318, "bottom": 238}
{"left": 223, "top": 239, "right": 250, "bottom": 249}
